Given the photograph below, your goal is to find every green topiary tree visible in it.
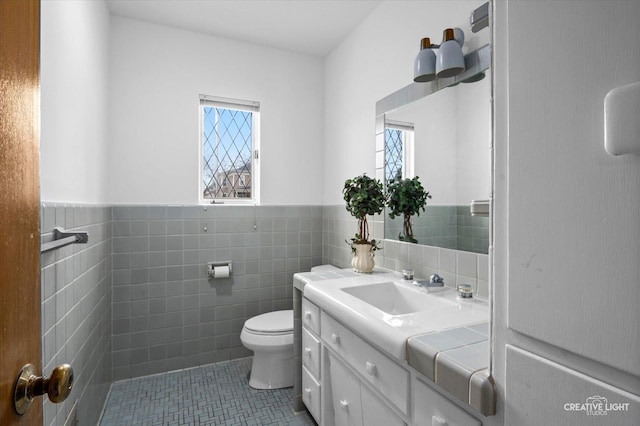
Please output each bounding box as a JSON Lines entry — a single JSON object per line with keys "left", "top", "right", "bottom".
{"left": 343, "top": 174, "right": 386, "bottom": 247}
{"left": 386, "top": 176, "right": 431, "bottom": 243}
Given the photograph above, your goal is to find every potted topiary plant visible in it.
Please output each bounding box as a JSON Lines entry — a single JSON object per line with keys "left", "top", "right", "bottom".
{"left": 343, "top": 174, "right": 386, "bottom": 273}
{"left": 386, "top": 176, "right": 431, "bottom": 243}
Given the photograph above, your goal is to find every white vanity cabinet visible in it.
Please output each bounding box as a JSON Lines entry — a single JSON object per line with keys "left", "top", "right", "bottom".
{"left": 309, "top": 304, "right": 408, "bottom": 426}
{"left": 301, "top": 294, "right": 486, "bottom": 426}
{"left": 327, "top": 352, "right": 405, "bottom": 426}
{"left": 301, "top": 298, "right": 322, "bottom": 423}
{"left": 321, "top": 311, "right": 409, "bottom": 417}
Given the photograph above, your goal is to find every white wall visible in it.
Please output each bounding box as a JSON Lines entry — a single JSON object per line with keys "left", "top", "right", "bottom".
{"left": 456, "top": 71, "right": 491, "bottom": 205}
{"left": 323, "top": 0, "right": 487, "bottom": 205}
{"left": 40, "top": 0, "right": 111, "bottom": 204}
{"left": 108, "top": 17, "right": 325, "bottom": 205}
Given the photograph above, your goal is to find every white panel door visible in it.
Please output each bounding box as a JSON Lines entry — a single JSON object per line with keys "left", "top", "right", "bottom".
{"left": 505, "top": 0, "right": 640, "bottom": 378}
{"left": 506, "top": 345, "right": 640, "bottom": 426}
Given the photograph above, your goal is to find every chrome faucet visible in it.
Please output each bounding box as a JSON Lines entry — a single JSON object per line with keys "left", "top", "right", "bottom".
{"left": 413, "top": 274, "right": 445, "bottom": 288}
{"left": 430, "top": 274, "right": 444, "bottom": 285}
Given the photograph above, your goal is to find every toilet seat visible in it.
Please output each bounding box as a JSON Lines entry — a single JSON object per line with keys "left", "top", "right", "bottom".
{"left": 244, "top": 310, "right": 293, "bottom": 335}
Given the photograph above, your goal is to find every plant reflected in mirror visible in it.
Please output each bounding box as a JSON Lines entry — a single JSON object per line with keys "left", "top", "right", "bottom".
{"left": 386, "top": 176, "right": 431, "bottom": 244}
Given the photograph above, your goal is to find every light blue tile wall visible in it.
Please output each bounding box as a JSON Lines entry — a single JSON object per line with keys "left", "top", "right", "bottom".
{"left": 385, "top": 205, "right": 490, "bottom": 254}
{"left": 40, "top": 204, "right": 112, "bottom": 426}
{"left": 110, "top": 205, "right": 324, "bottom": 380}
{"left": 40, "top": 203, "right": 325, "bottom": 421}
{"left": 39, "top": 202, "right": 488, "bottom": 425}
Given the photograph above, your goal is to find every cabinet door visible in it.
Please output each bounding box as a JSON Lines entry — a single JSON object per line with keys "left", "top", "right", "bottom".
{"left": 302, "top": 298, "right": 321, "bottom": 335}
{"left": 322, "top": 312, "right": 410, "bottom": 415}
{"left": 414, "top": 378, "right": 480, "bottom": 426}
{"left": 302, "top": 366, "right": 321, "bottom": 424}
{"left": 302, "top": 327, "right": 321, "bottom": 378}
{"left": 361, "top": 384, "right": 406, "bottom": 426}
{"left": 328, "top": 353, "right": 363, "bottom": 426}
{"left": 502, "top": 0, "right": 640, "bottom": 380}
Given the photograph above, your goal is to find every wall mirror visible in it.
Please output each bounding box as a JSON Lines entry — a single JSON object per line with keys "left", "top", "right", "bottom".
{"left": 375, "top": 44, "right": 491, "bottom": 254}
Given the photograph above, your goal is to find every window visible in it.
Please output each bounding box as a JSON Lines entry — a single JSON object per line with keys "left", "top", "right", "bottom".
{"left": 384, "top": 120, "right": 414, "bottom": 182}
{"left": 200, "top": 95, "right": 260, "bottom": 203}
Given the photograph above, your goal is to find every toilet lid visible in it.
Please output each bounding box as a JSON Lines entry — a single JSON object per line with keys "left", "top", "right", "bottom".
{"left": 244, "top": 310, "right": 293, "bottom": 333}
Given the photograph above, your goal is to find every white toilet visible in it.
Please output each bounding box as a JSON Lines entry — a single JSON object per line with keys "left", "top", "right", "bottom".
{"left": 240, "top": 310, "right": 294, "bottom": 389}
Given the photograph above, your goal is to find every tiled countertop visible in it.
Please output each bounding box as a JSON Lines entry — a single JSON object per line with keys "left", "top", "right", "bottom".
{"left": 293, "top": 264, "right": 360, "bottom": 292}
{"left": 407, "top": 322, "right": 495, "bottom": 416}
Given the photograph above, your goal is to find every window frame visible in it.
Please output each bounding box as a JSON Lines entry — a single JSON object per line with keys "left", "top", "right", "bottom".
{"left": 199, "top": 95, "right": 260, "bottom": 205}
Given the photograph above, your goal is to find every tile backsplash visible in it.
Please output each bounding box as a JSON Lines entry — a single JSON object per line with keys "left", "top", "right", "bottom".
{"left": 322, "top": 205, "right": 489, "bottom": 299}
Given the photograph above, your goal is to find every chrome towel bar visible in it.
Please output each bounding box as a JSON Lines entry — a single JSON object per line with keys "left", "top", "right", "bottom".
{"left": 40, "top": 227, "right": 89, "bottom": 253}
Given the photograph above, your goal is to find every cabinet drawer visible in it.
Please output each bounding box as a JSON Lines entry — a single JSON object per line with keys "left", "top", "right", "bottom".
{"left": 321, "top": 312, "right": 410, "bottom": 416}
{"left": 328, "top": 353, "right": 363, "bottom": 426}
{"left": 302, "top": 298, "right": 321, "bottom": 335}
{"left": 361, "top": 385, "right": 406, "bottom": 426}
{"left": 302, "top": 366, "right": 321, "bottom": 424}
{"left": 302, "top": 327, "right": 321, "bottom": 378}
{"left": 414, "top": 378, "right": 481, "bottom": 426}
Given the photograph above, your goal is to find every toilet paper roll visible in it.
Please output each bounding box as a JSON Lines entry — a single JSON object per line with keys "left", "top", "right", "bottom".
{"left": 213, "top": 265, "right": 230, "bottom": 279}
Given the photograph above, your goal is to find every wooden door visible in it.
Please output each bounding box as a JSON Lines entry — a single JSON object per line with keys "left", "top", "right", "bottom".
{"left": 0, "top": 0, "right": 42, "bottom": 424}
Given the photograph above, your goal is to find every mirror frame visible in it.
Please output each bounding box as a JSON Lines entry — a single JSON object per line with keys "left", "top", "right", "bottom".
{"left": 374, "top": 44, "right": 491, "bottom": 251}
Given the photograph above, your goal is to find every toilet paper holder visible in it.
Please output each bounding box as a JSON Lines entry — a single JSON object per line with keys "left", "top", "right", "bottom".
{"left": 207, "top": 261, "right": 232, "bottom": 279}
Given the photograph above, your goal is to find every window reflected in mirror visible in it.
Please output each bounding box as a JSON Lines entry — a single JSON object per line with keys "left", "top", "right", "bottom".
{"left": 384, "top": 121, "right": 414, "bottom": 182}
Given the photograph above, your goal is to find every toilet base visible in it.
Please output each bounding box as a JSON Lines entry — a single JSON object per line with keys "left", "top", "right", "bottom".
{"left": 248, "top": 352, "right": 293, "bottom": 390}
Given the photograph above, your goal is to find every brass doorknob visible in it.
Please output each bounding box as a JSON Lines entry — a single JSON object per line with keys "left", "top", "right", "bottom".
{"left": 13, "top": 363, "right": 74, "bottom": 415}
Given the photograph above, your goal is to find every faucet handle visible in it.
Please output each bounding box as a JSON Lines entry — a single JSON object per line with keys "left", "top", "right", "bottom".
{"left": 458, "top": 284, "right": 473, "bottom": 298}
{"left": 402, "top": 269, "right": 414, "bottom": 280}
{"left": 430, "top": 274, "right": 444, "bottom": 284}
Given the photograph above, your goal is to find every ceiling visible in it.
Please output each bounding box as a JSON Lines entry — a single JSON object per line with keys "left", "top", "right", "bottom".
{"left": 106, "top": 0, "right": 382, "bottom": 57}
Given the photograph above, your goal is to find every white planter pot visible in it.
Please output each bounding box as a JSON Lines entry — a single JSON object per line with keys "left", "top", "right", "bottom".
{"left": 351, "top": 243, "right": 375, "bottom": 273}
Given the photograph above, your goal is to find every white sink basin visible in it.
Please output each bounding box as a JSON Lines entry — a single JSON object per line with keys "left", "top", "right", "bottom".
{"left": 342, "top": 281, "right": 452, "bottom": 315}
{"left": 303, "top": 271, "right": 489, "bottom": 360}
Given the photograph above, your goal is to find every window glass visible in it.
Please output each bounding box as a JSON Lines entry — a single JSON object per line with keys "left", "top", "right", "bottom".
{"left": 201, "top": 96, "right": 259, "bottom": 203}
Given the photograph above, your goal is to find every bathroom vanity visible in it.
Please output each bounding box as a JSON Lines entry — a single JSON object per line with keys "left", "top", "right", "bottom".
{"left": 293, "top": 266, "right": 495, "bottom": 426}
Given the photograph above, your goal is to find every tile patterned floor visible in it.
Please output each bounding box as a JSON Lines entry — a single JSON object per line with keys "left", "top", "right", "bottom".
{"left": 100, "top": 358, "right": 316, "bottom": 425}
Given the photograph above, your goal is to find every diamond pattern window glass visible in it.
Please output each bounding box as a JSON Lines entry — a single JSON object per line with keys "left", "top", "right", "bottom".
{"left": 384, "top": 120, "right": 414, "bottom": 183}
{"left": 200, "top": 96, "right": 260, "bottom": 203}
{"left": 385, "top": 128, "right": 403, "bottom": 182}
